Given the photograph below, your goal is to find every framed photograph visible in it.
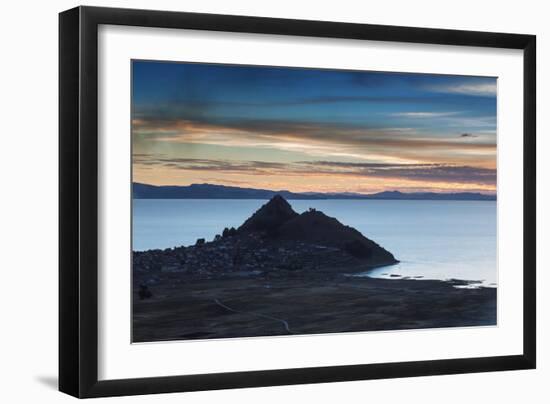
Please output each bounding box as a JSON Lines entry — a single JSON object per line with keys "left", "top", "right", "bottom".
{"left": 59, "top": 6, "right": 536, "bottom": 398}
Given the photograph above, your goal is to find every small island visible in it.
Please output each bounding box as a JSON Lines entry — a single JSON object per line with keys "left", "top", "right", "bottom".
{"left": 133, "top": 196, "right": 496, "bottom": 342}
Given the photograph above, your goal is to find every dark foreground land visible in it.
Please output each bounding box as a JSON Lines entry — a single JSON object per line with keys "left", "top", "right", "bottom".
{"left": 133, "top": 271, "right": 496, "bottom": 342}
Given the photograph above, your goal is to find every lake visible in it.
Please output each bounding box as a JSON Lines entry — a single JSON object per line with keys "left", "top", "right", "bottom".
{"left": 133, "top": 199, "right": 497, "bottom": 286}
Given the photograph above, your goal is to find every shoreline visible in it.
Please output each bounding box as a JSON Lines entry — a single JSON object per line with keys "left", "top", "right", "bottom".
{"left": 350, "top": 270, "right": 496, "bottom": 289}
{"left": 133, "top": 247, "right": 494, "bottom": 289}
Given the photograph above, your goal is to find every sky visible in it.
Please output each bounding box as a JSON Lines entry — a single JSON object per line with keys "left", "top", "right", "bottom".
{"left": 132, "top": 60, "right": 497, "bottom": 194}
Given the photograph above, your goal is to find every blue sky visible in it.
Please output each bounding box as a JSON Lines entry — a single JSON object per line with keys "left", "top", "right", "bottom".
{"left": 132, "top": 60, "right": 497, "bottom": 194}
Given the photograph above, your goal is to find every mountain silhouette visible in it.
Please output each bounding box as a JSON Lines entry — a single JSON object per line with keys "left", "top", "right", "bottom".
{"left": 239, "top": 195, "right": 298, "bottom": 234}
{"left": 133, "top": 182, "right": 496, "bottom": 201}
{"left": 239, "top": 195, "right": 397, "bottom": 267}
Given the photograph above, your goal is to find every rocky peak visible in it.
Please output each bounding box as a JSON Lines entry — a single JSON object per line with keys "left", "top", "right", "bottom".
{"left": 238, "top": 194, "right": 299, "bottom": 234}
{"left": 238, "top": 195, "right": 397, "bottom": 267}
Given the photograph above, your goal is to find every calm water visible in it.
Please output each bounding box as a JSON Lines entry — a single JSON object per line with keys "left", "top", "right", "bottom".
{"left": 133, "top": 199, "right": 497, "bottom": 286}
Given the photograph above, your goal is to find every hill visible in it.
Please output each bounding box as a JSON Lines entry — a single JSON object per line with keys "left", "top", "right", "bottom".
{"left": 275, "top": 208, "right": 397, "bottom": 266}
{"left": 133, "top": 182, "right": 496, "bottom": 201}
{"left": 238, "top": 195, "right": 299, "bottom": 233}
{"left": 133, "top": 195, "right": 399, "bottom": 275}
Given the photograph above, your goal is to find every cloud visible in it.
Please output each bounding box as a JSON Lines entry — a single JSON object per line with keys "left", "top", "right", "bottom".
{"left": 132, "top": 118, "right": 496, "bottom": 160}
{"left": 133, "top": 154, "right": 496, "bottom": 186}
{"left": 133, "top": 93, "right": 486, "bottom": 114}
{"left": 132, "top": 117, "right": 497, "bottom": 170}
{"left": 133, "top": 155, "right": 288, "bottom": 175}
{"left": 297, "top": 161, "right": 496, "bottom": 185}
{"left": 261, "top": 95, "right": 457, "bottom": 106}
{"left": 428, "top": 82, "right": 497, "bottom": 97}
{"left": 390, "top": 112, "right": 460, "bottom": 118}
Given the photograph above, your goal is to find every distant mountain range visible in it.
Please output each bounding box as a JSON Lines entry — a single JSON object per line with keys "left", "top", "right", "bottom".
{"left": 133, "top": 182, "right": 496, "bottom": 201}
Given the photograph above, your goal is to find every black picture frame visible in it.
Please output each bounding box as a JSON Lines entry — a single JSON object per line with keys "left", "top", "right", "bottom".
{"left": 59, "top": 6, "right": 536, "bottom": 398}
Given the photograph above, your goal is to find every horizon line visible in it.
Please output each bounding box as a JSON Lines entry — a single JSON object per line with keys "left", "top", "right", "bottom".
{"left": 133, "top": 182, "right": 497, "bottom": 196}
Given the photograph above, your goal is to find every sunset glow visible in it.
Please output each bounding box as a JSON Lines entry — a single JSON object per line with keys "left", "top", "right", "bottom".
{"left": 132, "top": 61, "right": 497, "bottom": 194}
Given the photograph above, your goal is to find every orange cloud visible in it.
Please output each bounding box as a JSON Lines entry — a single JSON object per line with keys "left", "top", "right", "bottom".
{"left": 133, "top": 118, "right": 496, "bottom": 169}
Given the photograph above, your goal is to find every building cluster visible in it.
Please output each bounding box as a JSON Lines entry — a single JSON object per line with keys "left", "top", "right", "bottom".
{"left": 133, "top": 231, "right": 353, "bottom": 280}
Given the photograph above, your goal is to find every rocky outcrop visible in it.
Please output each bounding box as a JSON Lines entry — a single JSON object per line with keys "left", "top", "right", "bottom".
{"left": 275, "top": 208, "right": 397, "bottom": 267}
{"left": 238, "top": 195, "right": 298, "bottom": 234}
{"left": 238, "top": 195, "right": 396, "bottom": 267}
{"left": 133, "top": 195, "right": 398, "bottom": 276}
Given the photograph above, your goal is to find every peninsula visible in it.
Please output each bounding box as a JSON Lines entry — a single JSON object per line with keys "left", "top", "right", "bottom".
{"left": 133, "top": 196, "right": 496, "bottom": 342}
